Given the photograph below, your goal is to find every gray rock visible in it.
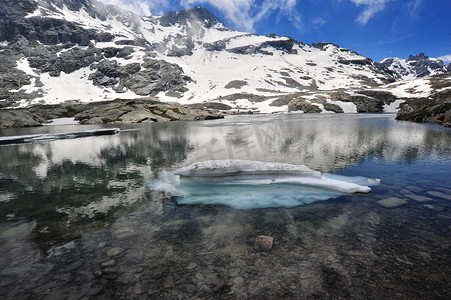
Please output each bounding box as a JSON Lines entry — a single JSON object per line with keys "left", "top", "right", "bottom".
{"left": 225, "top": 80, "right": 248, "bottom": 89}
{"left": 186, "top": 262, "right": 197, "bottom": 270}
{"left": 330, "top": 91, "right": 385, "bottom": 112}
{"left": 228, "top": 268, "right": 240, "bottom": 277}
{"left": 377, "top": 197, "right": 408, "bottom": 208}
{"left": 88, "top": 286, "right": 103, "bottom": 296}
{"left": 396, "top": 88, "right": 451, "bottom": 127}
{"left": 253, "top": 235, "right": 274, "bottom": 252}
{"left": 133, "top": 283, "right": 144, "bottom": 295}
{"left": 205, "top": 273, "right": 221, "bottom": 287}
{"left": 106, "top": 247, "right": 123, "bottom": 257}
{"left": 288, "top": 97, "right": 321, "bottom": 113}
{"left": 118, "top": 110, "right": 156, "bottom": 123}
{"left": 357, "top": 90, "right": 397, "bottom": 105}
{"left": 0, "top": 109, "right": 45, "bottom": 128}
{"left": 101, "top": 260, "right": 116, "bottom": 267}
{"left": 232, "top": 277, "right": 244, "bottom": 286}
{"left": 427, "top": 191, "right": 451, "bottom": 201}
{"left": 324, "top": 102, "right": 344, "bottom": 113}
{"left": 163, "top": 275, "right": 174, "bottom": 289}
{"left": 179, "top": 284, "right": 197, "bottom": 294}
{"left": 70, "top": 99, "right": 223, "bottom": 125}
{"left": 423, "top": 204, "right": 445, "bottom": 212}
{"left": 403, "top": 194, "right": 434, "bottom": 203}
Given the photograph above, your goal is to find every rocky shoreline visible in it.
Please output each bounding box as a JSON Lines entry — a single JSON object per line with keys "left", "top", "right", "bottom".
{"left": 1, "top": 89, "right": 450, "bottom": 129}
{"left": 396, "top": 89, "right": 451, "bottom": 127}
{"left": 0, "top": 98, "right": 224, "bottom": 129}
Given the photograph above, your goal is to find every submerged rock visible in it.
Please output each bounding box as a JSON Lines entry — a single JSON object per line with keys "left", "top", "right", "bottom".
{"left": 253, "top": 235, "right": 274, "bottom": 252}
{"left": 106, "top": 247, "right": 123, "bottom": 257}
{"left": 403, "top": 194, "right": 434, "bottom": 203}
{"left": 423, "top": 204, "right": 445, "bottom": 212}
{"left": 377, "top": 197, "right": 408, "bottom": 208}
{"left": 112, "top": 227, "right": 137, "bottom": 240}
{"left": 427, "top": 191, "right": 451, "bottom": 201}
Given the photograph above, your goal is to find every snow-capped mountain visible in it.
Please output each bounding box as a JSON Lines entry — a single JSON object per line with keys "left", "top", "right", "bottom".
{"left": 0, "top": 0, "right": 401, "bottom": 113}
{"left": 381, "top": 53, "right": 450, "bottom": 80}
{"left": 3, "top": 0, "right": 449, "bottom": 116}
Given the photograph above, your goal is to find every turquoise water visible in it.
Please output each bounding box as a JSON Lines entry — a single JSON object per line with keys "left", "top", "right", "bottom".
{"left": 0, "top": 113, "right": 450, "bottom": 299}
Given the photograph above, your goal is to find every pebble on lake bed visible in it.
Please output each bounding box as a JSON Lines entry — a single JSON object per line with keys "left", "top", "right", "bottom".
{"left": 106, "top": 247, "right": 123, "bottom": 257}
{"left": 254, "top": 235, "right": 274, "bottom": 252}
{"left": 377, "top": 197, "right": 408, "bottom": 208}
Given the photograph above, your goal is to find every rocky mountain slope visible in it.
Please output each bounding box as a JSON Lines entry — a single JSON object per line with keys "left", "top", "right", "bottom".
{"left": 381, "top": 53, "right": 450, "bottom": 80}
{"left": 0, "top": 0, "right": 450, "bottom": 125}
{"left": 1, "top": 0, "right": 397, "bottom": 112}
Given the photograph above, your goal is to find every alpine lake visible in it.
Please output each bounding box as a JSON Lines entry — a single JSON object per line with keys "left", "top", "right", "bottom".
{"left": 0, "top": 113, "right": 450, "bottom": 299}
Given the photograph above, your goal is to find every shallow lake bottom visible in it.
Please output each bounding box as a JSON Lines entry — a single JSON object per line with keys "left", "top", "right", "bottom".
{"left": 0, "top": 113, "right": 450, "bottom": 299}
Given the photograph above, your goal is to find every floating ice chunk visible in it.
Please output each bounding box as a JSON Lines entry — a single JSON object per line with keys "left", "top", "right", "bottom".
{"left": 146, "top": 160, "right": 380, "bottom": 209}
{"left": 174, "top": 159, "right": 321, "bottom": 177}
{"left": 0, "top": 128, "right": 120, "bottom": 145}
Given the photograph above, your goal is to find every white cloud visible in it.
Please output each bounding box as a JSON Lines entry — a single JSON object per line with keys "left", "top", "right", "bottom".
{"left": 407, "top": 0, "right": 422, "bottom": 16}
{"left": 350, "top": 0, "right": 390, "bottom": 25}
{"left": 100, "top": 0, "right": 170, "bottom": 16}
{"left": 99, "top": 0, "right": 304, "bottom": 33}
{"left": 181, "top": 0, "right": 302, "bottom": 32}
{"left": 181, "top": 0, "right": 255, "bottom": 32}
{"left": 438, "top": 55, "right": 451, "bottom": 63}
{"left": 311, "top": 17, "right": 326, "bottom": 27}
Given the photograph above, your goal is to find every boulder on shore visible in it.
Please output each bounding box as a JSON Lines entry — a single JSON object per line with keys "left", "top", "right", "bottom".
{"left": 288, "top": 97, "right": 321, "bottom": 113}
{"left": 396, "top": 89, "right": 451, "bottom": 127}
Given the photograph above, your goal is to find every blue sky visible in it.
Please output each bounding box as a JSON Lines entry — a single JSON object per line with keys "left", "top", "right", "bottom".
{"left": 102, "top": 0, "right": 451, "bottom": 63}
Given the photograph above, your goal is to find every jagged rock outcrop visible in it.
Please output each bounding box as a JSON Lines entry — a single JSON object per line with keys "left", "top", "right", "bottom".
{"left": 88, "top": 58, "right": 191, "bottom": 96}
{"left": 396, "top": 89, "right": 451, "bottom": 127}
{"left": 158, "top": 7, "right": 223, "bottom": 28}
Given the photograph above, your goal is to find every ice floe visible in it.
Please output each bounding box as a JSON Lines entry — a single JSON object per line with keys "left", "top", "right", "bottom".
{"left": 0, "top": 128, "right": 120, "bottom": 145}
{"left": 146, "top": 160, "right": 380, "bottom": 209}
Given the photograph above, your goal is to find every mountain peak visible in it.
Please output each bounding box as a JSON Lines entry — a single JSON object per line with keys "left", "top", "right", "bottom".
{"left": 407, "top": 52, "right": 427, "bottom": 61}
{"left": 381, "top": 53, "right": 449, "bottom": 79}
{"left": 1, "top": 3, "right": 407, "bottom": 113}
{"left": 159, "top": 7, "right": 224, "bottom": 28}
